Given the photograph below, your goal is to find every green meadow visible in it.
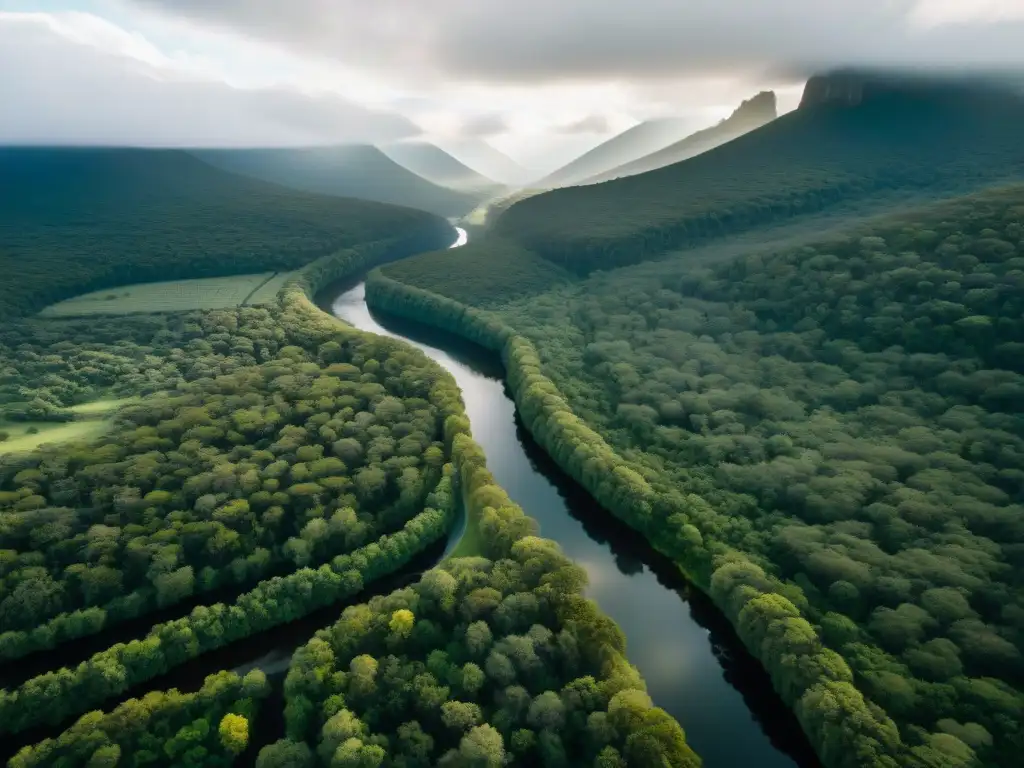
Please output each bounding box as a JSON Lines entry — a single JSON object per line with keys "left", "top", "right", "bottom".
{"left": 38, "top": 272, "right": 296, "bottom": 317}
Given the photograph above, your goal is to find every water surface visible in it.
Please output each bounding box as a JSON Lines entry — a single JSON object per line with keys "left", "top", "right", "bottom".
{"left": 328, "top": 226, "right": 820, "bottom": 768}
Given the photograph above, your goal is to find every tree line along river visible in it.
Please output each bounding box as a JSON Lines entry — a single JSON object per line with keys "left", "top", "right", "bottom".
{"left": 327, "top": 227, "right": 821, "bottom": 768}
{"left": 0, "top": 227, "right": 821, "bottom": 767}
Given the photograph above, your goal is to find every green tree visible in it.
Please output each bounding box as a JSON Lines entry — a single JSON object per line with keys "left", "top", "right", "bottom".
{"left": 219, "top": 713, "right": 249, "bottom": 755}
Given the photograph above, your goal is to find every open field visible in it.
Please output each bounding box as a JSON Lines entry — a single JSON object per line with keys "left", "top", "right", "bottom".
{"left": 38, "top": 272, "right": 295, "bottom": 317}
{"left": 243, "top": 270, "right": 298, "bottom": 305}
{"left": 0, "top": 419, "right": 112, "bottom": 455}
{"left": 67, "top": 396, "right": 140, "bottom": 415}
{"left": 0, "top": 397, "right": 138, "bottom": 454}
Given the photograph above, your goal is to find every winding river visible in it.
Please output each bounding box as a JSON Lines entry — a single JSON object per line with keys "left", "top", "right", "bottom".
{"left": 327, "top": 227, "right": 821, "bottom": 768}
{"left": 0, "top": 225, "right": 820, "bottom": 767}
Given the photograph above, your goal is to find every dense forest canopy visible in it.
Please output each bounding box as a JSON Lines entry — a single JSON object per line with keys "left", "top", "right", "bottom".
{"left": 9, "top": 669, "right": 270, "bottom": 768}
{"left": 0, "top": 147, "right": 450, "bottom": 319}
{"left": 0, "top": 245, "right": 471, "bottom": 756}
{"left": 0, "top": 144, "right": 701, "bottom": 767}
{"left": 280, "top": 550, "right": 699, "bottom": 768}
{"left": 375, "top": 184, "right": 1024, "bottom": 767}
{"left": 381, "top": 238, "right": 572, "bottom": 307}
{"left": 491, "top": 77, "right": 1024, "bottom": 275}
{"left": 0, "top": 304, "right": 449, "bottom": 657}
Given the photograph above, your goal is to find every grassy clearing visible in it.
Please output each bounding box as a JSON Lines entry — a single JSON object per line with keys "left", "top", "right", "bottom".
{"left": 0, "top": 397, "right": 140, "bottom": 454}
{"left": 0, "top": 420, "right": 112, "bottom": 455}
{"left": 39, "top": 272, "right": 292, "bottom": 317}
{"left": 244, "top": 271, "right": 298, "bottom": 305}
{"left": 462, "top": 204, "right": 489, "bottom": 227}
{"left": 446, "top": 494, "right": 485, "bottom": 559}
{"left": 67, "top": 396, "right": 140, "bottom": 415}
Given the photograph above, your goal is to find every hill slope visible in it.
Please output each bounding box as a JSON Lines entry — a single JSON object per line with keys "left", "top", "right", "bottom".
{"left": 492, "top": 73, "right": 1024, "bottom": 275}
{"left": 585, "top": 91, "right": 778, "bottom": 183}
{"left": 378, "top": 141, "right": 501, "bottom": 191}
{"left": 533, "top": 118, "right": 695, "bottom": 188}
{"left": 434, "top": 138, "right": 534, "bottom": 186}
{"left": 193, "top": 145, "right": 480, "bottom": 217}
{"left": 0, "top": 147, "right": 450, "bottom": 318}
{"left": 376, "top": 179, "right": 1024, "bottom": 768}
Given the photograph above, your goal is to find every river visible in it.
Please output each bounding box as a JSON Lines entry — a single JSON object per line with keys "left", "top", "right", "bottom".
{"left": 0, "top": 226, "right": 819, "bottom": 767}
{"left": 326, "top": 226, "right": 821, "bottom": 768}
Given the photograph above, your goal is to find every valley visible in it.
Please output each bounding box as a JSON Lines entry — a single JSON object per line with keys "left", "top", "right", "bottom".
{"left": 369, "top": 73, "right": 1024, "bottom": 768}
{"left": 1, "top": 50, "right": 1023, "bottom": 768}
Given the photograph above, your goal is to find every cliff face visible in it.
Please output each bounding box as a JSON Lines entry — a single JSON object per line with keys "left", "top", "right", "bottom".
{"left": 798, "top": 69, "right": 1021, "bottom": 110}
{"left": 731, "top": 90, "right": 778, "bottom": 122}
{"left": 799, "top": 71, "right": 869, "bottom": 108}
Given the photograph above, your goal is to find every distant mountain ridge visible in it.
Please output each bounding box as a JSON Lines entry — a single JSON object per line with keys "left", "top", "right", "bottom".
{"left": 193, "top": 145, "right": 480, "bottom": 217}
{"left": 490, "top": 72, "right": 1024, "bottom": 275}
{"left": 584, "top": 91, "right": 777, "bottom": 183}
{"left": 434, "top": 139, "right": 534, "bottom": 186}
{"left": 378, "top": 141, "right": 501, "bottom": 191}
{"left": 533, "top": 117, "right": 697, "bottom": 189}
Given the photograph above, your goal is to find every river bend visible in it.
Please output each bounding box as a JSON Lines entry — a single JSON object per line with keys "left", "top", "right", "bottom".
{"left": 328, "top": 226, "right": 820, "bottom": 768}
{"left": 0, "top": 226, "right": 820, "bottom": 767}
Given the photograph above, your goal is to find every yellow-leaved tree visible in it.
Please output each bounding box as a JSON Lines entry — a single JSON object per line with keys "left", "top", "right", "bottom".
{"left": 219, "top": 713, "right": 249, "bottom": 755}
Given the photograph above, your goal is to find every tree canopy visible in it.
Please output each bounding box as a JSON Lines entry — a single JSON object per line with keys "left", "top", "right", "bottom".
{"left": 368, "top": 184, "right": 1024, "bottom": 767}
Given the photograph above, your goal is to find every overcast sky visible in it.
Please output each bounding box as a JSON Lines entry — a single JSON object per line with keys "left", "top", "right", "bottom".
{"left": 2, "top": 0, "right": 1023, "bottom": 172}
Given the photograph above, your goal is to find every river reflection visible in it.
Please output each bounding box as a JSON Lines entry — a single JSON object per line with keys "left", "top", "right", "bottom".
{"left": 327, "top": 274, "right": 822, "bottom": 768}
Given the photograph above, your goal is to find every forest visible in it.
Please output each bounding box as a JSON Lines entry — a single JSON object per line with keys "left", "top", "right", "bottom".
{"left": 9, "top": 669, "right": 271, "bottom": 768}
{"left": 0, "top": 147, "right": 451, "bottom": 318}
{"left": 0, "top": 153, "right": 699, "bottom": 766}
{"left": 7, "top": 65, "right": 1024, "bottom": 768}
{"left": 0, "top": 302, "right": 450, "bottom": 661}
{"left": 274, "top": 422, "right": 698, "bottom": 768}
{"left": 0, "top": 243, "right": 479, "bottom": 735}
{"left": 368, "top": 184, "right": 1024, "bottom": 767}
{"left": 379, "top": 238, "right": 572, "bottom": 308}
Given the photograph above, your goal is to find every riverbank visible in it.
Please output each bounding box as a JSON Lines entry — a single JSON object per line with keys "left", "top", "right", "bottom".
{"left": 364, "top": 266, "right": 900, "bottom": 768}
{"left": 334, "top": 269, "right": 820, "bottom": 767}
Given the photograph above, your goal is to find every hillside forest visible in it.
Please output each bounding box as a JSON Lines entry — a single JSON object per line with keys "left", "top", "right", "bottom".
{"left": 0, "top": 147, "right": 694, "bottom": 768}
{"left": 5, "top": 69, "right": 1024, "bottom": 768}
{"left": 378, "top": 183, "right": 1024, "bottom": 767}
{"left": 0, "top": 147, "right": 451, "bottom": 319}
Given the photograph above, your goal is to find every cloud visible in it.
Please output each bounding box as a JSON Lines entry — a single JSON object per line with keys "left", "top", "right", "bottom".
{"left": 557, "top": 115, "right": 611, "bottom": 134}
{"left": 0, "top": 11, "right": 420, "bottom": 146}
{"left": 458, "top": 113, "right": 509, "bottom": 138}
{"left": 128, "top": 0, "right": 1024, "bottom": 85}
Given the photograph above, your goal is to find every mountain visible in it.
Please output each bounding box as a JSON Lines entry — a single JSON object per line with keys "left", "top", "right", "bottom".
{"left": 379, "top": 141, "right": 501, "bottom": 191}
{"left": 532, "top": 117, "right": 696, "bottom": 189}
{"left": 193, "top": 145, "right": 480, "bottom": 217}
{"left": 0, "top": 147, "right": 449, "bottom": 318}
{"left": 489, "top": 71, "right": 1024, "bottom": 276}
{"left": 433, "top": 138, "right": 534, "bottom": 187}
{"left": 584, "top": 91, "right": 778, "bottom": 183}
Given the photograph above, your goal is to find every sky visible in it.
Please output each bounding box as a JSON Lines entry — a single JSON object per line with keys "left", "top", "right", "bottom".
{"left": 2, "top": 0, "right": 1024, "bottom": 173}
